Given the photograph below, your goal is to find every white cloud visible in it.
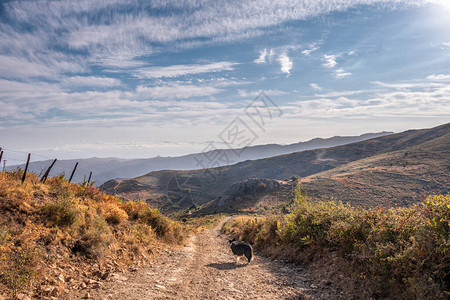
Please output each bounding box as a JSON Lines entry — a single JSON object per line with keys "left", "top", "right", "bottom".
{"left": 426, "top": 74, "right": 450, "bottom": 81}
{"left": 0, "top": 54, "right": 84, "bottom": 80}
{"left": 334, "top": 68, "right": 352, "bottom": 78}
{"left": 238, "top": 89, "right": 288, "bottom": 98}
{"left": 136, "top": 84, "right": 223, "bottom": 99}
{"left": 314, "top": 89, "right": 375, "bottom": 98}
{"left": 302, "top": 44, "right": 320, "bottom": 55}
{"left": 310, "top": 83, "right": 322, "bottom": 90}
{"left": 255, "top": 48, "right": 267, "bottom": 64}
{"left": 278, "top": 53, "right": 293, "bottom": 76}
{"left": 286, "top": 76, "right": 450, "bottom": 119}
{"left": 322, "top": 55, "right": 337, "bottom": 68}
{"left": 321, "top": 54, "right": 351, "bottom": 78}
{"left": 62, "top": 76, "right": 122, "bottom": 88}
{"left": 269, "top": 49, "right": 275, "bottom": 62}
{"left": 96, "top": 54, "right": 149, "bottom": 69}
{"left": 286, "top": 86, "right": 450, "bottom": 119}
{"left": 372, "top": 80, "right": 446, "bottom": 89}
{"left": 134, "top": 61, "right": 237, "bottom": 78}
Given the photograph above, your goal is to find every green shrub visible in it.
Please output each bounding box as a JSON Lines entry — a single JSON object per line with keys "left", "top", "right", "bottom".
{"left": 42, "top": 198, "right": 78, "bottom": 228}
{"left": 72, "top": 216, "right": 110, "bottom": 258}
{"left": 0, "top": 246, "right": 39, "bottom": 299}
{"left": 224, "top": 194, "right": 450, "bottom": 298}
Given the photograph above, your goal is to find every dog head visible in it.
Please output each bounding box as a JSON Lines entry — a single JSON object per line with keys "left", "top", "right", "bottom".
{"left": 228, "top": 238, "right": 236, "bottom": 244}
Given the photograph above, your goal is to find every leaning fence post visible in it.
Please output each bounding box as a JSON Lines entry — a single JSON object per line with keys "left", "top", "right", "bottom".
{"left": 21, "top": 153, "right": 31, "bottom": 184}
{"left": 87, "top": 171, "right": 92, "bottom": 184}
{"left": 41, "top": 159, "right": 57, "bottom": 183}
{"left": 68, "top": 162, "right": 78, "bottom": 183}
{"left": 0, "top": 150, "right": 3, "bottom": 166}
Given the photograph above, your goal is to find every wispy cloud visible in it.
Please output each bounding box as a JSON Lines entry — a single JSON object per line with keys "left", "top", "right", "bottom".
{"left": 1, "top": 0, "right": 449, "bottom": 159}
{"left": 134, "top": 62, "right": 237, "bottom": 79}
{"left": 0, "top": 54, "right": 84, "bottom": 80}
{"left": 268, "top": 49, "right": 275, "bottom": 62}
{"left": 287, "top": 77, "right": 450, "bottom": 119}
{"left": 309, "top": 83, "right": 322, "bottom": 90}
{"left": 62, "top": 76, "right": 122, "bottom": 88}
{"left": 322, "top": 54, "right": 352, "bottom": 78}
{"left": 322, "top": 55, "right": 337, "bottom": 68}
{"left": 136, "top": 84, "right": 223, "bottom": 99}
{"left": 278, "top": 53, "right": 293, "bottom": 76}
{"left": 372, "top": 80, "right": 446, "bottom": 89}
{"left": 426, "top": 74, "right": 450, "bottom": 81}
{"left": 238, "top": 89, "right": 288, "bottom": 98}
{"left": 254, "top": 48, "right": 267, "bottom": 64}
{"left": 334, "top": 68, "right": 352, "bottom": 78}
{"left": 302, "top": 44, "right": 320, "bottom": 55}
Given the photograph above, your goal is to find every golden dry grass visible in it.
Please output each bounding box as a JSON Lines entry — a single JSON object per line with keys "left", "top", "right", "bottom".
{"left": 0, "top": 170, "right": 187, "bottom": 299}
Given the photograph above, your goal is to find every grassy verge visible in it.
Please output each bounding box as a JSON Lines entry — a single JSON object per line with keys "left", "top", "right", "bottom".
{"left": 223, "top": 188, "right": 449, "bottom": 299}
{"left": 0, "top": 169, "right": 187, "bottom": 299}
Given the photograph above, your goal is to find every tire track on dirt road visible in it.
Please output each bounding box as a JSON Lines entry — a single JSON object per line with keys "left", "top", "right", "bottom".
{"left": 88, "top": 217, "right": 342, "bottom": 299}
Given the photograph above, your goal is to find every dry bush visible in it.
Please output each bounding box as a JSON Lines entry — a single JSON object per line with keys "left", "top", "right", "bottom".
{"left": 42, "top": 198, "right": 79, "bottom": 228}
{"left": 224, "top": 194, "right": 450, "bottom": 299}
{"left": 72, "top": 215, "right": 111, "bottom": 258}
{"left": 96, "top": 202, "right": 128, "bottom": 225}
{"left": 0, "top": 230, "right": 40, "bottom": 300}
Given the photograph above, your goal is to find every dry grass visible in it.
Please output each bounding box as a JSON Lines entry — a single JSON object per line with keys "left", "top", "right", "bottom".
{"left": 0, "top": 170, "right": 187, "bottom": 299}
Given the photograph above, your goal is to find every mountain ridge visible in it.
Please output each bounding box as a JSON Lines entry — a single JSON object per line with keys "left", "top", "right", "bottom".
{"left": 7, "top": 131, "right": 392, "bottom": 185}
{"left": 100, "top": 123, "right": 449, "bottom": 214}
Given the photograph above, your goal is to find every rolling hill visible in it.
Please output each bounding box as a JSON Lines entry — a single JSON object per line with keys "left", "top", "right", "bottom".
{"left": 7, "top": 132, "right": 391, "bottom": 185}
{"left": 100, "top": 123, "right": 449, "bottom": 215}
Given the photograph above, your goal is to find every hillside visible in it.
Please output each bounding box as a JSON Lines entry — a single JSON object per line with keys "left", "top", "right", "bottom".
{"left": 7, "top": 131, "right": 391, "bottom": 186}
{"left": 223, "top": 194, "right": 450, "bottom": 299}
{"left": 0, "top": 170, "right": 186, "bottom": 299}
{"left": 101, "top": 123, "right": 449, "bottom": 214}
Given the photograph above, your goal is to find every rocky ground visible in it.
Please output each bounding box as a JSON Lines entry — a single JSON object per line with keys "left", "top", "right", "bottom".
{"left": 73, "top": 217, "right": 343, "bottom": 300}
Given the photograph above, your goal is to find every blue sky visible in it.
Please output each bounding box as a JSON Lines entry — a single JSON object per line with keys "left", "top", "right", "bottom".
{"left": 0, "top": 0, "right": 449, "bottom": 163}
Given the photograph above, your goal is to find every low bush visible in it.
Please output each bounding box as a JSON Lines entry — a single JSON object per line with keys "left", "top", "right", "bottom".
{"left": 0, "top": 246, "right": 39, "bottom": 299}
{"left": 96, "top": 202, "right": 128, "bottom": 225}
{"left": 42, "top": 198, "right": 79, "bottom": 228}
{"left": 223, "top": 193, "right": 450, "bottom": 298}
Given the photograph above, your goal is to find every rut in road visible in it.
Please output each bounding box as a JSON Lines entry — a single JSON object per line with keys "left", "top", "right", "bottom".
{"left": 90, "top": 217, "right": 342, "bottom": 299}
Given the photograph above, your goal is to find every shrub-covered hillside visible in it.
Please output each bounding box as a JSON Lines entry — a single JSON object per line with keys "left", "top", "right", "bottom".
{"left": 0, "top": 170, "right": 186, "bottom": 299}
{"left": 223, "top": 187, "right": 450, "bottom": 299}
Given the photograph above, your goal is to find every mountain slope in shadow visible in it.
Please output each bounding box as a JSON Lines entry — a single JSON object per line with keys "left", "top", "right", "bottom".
{"left": 8, "top": 132, "right": 391, "bottom": 185}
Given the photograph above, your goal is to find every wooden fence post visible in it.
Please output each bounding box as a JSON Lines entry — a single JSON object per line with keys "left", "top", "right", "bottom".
{"left": 87, "top": 171, "right": 92, "bottom": 184}
{"left": 68, "top": 162, "right": 78, "bottom": 183}
{"left": 21, "top": 153, "right": 31, "bottom": 184}
{"left": 41, "top": 159, "right": 57, "bottom": 183}
{"left": 0, "top": 150, "right": 3, "bottom": 166}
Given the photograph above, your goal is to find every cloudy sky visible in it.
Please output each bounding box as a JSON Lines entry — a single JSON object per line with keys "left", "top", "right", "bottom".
{"left": 1, "top": 0, "right": 449, "bottom": 163}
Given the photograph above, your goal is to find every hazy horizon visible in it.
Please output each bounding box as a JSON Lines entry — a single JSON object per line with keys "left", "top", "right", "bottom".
{"left": 2, "top": 128, "right": 399, "bottom": 165}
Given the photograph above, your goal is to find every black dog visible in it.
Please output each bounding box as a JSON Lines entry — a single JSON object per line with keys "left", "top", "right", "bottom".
{"left": 228, "top": 238, "right": 253, "bottom": 264}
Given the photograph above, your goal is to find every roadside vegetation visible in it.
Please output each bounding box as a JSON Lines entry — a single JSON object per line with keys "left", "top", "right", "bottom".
{"left": 223, "top": 183, "right": 450, "bottom": 299}
{"left": 0, "top": 169, "right": 187, "bottom": 299}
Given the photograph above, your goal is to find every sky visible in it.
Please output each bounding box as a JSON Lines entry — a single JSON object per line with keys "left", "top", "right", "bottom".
{"left": 1, "top": 0, "right": 450, "bottom": 165}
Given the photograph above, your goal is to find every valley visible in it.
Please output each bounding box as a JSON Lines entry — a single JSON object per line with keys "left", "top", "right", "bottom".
{"left": 101, "top": 123, "right": 450, "bottom": 215}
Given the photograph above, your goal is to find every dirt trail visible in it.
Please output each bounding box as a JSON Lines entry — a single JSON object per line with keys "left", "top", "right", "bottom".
{"left": 88, "top": 217, "right": 342, "bottom": 299}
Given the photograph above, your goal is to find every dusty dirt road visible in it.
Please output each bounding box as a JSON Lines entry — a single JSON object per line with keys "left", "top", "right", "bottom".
{"left": 88, "top": 217, "right": 342, "bottom": 299}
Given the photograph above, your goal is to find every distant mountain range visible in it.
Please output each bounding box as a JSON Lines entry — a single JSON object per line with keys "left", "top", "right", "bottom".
{"left": 8, "top": 131, "right": 391, "bottom": 185}
{"left": 99, "top": 123, "right": 449, "bottom": 215}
